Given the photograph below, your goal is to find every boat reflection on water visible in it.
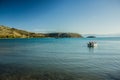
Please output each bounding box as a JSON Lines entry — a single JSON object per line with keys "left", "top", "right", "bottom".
{"left": 88, "top": 47, "right": 94, "bottom": 53}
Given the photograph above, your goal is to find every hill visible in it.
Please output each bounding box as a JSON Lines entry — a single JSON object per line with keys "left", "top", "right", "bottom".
{"left": 0, "top": 25, "right": 83, "bottom": 38}
{"left": 45, "top": 33, "right": 82, "bottom": 38}
{"left": 87, "top": 36, "right": 96, "bottom": 38}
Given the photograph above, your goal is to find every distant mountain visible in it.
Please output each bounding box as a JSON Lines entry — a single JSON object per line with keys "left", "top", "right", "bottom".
{"left": 83, "top": 34, "right": 120, "bottom": 38}
{"left": 0, "top": 25, "right": 83, "bottom": 38}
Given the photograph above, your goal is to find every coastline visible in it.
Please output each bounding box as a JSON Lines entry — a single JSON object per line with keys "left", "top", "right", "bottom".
{"left": 0, "top": 26, "right": 83, "bottom": 39}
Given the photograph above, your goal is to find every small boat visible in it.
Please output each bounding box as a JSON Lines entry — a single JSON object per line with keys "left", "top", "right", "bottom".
{"left": 87, "top": 42, "right": 97, "bottom": 47}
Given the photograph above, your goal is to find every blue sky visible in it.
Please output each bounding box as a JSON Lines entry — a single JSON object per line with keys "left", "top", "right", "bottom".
{"left": 0, "top": 0, "right": 120, "bottom": 34}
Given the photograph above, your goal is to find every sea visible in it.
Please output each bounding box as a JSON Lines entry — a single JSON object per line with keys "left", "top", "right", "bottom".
{"left": 0, "top": 37, "right": 120, "bottom": 80}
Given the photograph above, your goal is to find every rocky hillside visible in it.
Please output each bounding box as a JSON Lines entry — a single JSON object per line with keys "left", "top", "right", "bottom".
{"left": 0, "top": 25, "right": 45, "bottom": 38}
{"left": 0, "top": 25, "right": 83, "bottom": 38}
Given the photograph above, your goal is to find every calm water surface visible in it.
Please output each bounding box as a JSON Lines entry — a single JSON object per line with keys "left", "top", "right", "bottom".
{"left": 0, "top": 38, "right": 120, "bottom": 80}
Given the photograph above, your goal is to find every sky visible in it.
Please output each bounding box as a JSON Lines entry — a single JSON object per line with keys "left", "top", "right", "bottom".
{"left": 0, "top": 0, "right": 120, "bottom": 34}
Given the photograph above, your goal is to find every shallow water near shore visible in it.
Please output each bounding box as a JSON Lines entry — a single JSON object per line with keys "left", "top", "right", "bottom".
{"left": 0, "top": 38, "right": 120, "bottom": 80}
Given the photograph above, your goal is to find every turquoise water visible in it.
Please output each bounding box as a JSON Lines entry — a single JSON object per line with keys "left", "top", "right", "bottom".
{"left": 0, "top": 38, "right": 120, "bottom": 80}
